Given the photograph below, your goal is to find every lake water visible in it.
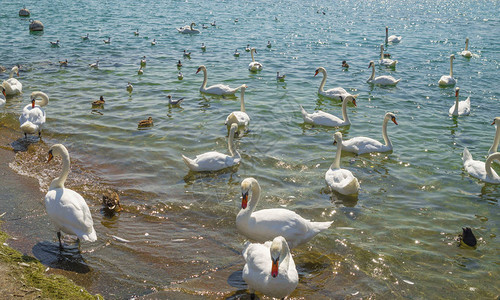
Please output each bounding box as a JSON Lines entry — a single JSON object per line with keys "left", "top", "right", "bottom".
{"left": 1, "top": 0, "right": 499, "bottom": 298}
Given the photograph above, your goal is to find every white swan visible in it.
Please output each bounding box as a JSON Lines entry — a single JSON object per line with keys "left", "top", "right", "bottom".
{"left": 182, "top": 123, "right": 240, "bottom": 172}
{"left": 449, "top": 87, "right": 470, "bottom": 116}
{"left": 242, "top": 236, "right": 298, "bottom": 299}
{"left": 342, "top": 112, "right": 398, "bottom": 155}
{"left": 177, "top": 22, "right": 200, "bottom": 34}
{"left": 379, "top": 44, "right": 397, "bottom": 67}
{"left": 463, "top": 148, "right": 500, "bottom": 184}
{"left": 0, "top": 87, "right": 6, "bottom": 105}
{"left": 196, "top": 65, "right": 241, "bottom": 96}
{"left": 489, "top": 117, "right": 500, "bottom": 156}
{"left": 45, "top": 144, "right": 97, "bottom": 249}
{"left": 315, "top": 67, "right": 358, "bottom": 100}
{"left": 300, "top": 95, "right": 356, "bottom": 127}
{"left": 461, "top": 38, "right": 472, "bottom": 58}
{"left": 236, "top": 177, "right": 333, "bottom": 249}
{"left": 2, "top": 66, "right": 22, "bottom": 96}
{"left": 225, "top": 85, "right": 250, "bottom": 129}
{"left": 385, "top": 26, "right": 402, "bottom": 43}
{"left": 367, "top": 61, "right": 401, "bottom": 86}
{"left": 19, "top": 91, "right": 49, "bottom": 138}
{"left": 325, "top": 132, "right": 360, "bottom": 195}
{"left": 248, "top": 48, "right": 262, "bottom": 71}
{"left": 438, "top": 54, "right": 456, "bottom": 86}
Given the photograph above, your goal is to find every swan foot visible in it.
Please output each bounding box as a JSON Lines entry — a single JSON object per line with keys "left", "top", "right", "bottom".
{"left": 77, "top": 238, "right": 81, "bottom": 252}
{"left": 57, "top": 231, "right": 63, "bottom": 250}
{"left": 24, "top": 133, "right": 27, "bottom": 139}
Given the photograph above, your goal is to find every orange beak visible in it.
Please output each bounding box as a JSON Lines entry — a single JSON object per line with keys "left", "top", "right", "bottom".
{"left": 314, "top": 70, "right": 319, "bottom": 77}
{"left": 241, "top": 192, "right": 248, "bottom": 209}
{"left": 196, "top": 68, "right": 201, "bottom": 74}
{"left": 2, "top": 89, "right": 5, "bottom": 97}
{"left": 271, "top": 259, "right": 279, "bottom": 278}
{"left": 31, "top": 99, "right": 35, "bottom": 108}
{"left": 47, "top": 152, "right": 53, "bottom": 163}
{"left": 455, "top": 90, "right": 459, "bottom": 97}
{"left": 392, "top": 116, "right": 398, "bottom": 125}
{"left": 352, "top": 99, "right": 357, "bottom": 107}
{"left": 491, "top": 120, "right": 495, "bottom": 125}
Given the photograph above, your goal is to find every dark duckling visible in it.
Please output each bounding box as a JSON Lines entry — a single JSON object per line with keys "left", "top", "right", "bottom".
{"left": 102, "top": 189, "right": 122, "bottom": 213}
{"left": 458, "top": 227, "right": 477, "bottom": 248}
{"left": 138, "top": 117, "right": 154, "bottom": 128}
{"left": 92, "top": 96, "right": 105, "bottom": 108}
{"left": 342, "top": 60, "right": 349, "bottom": 68}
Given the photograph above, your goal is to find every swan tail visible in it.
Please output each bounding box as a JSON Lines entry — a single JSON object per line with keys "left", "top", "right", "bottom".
{"left": 352, "top": 94, "right": 360, "bottom": 99}
{"left": 310, "top": 221, "right": 333, "bottom": 233}
{"left": 462, "top": 147, "right": 472, "bottom": 164}
{"left": 299, "top": 105, "right": 308, "bottom": 119}
{"left": 182, "top": 155, "right": 197, "bottom": 170}
{"left": 20, "top": 122, "right": 37, "bottom": 134}
{"left": 395, "top": 79, "right": 402, "bottom": 84}
{"left": 81, "top": 228, "right": 97, "bottom": 242}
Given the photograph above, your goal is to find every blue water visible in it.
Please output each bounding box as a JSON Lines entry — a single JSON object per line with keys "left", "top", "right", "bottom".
{"left": 1, "top": 0, "right": 499, "bottom": 298}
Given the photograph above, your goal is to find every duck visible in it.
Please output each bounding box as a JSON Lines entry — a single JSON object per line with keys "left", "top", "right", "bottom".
{"left": 2, "top": 66, "right": 23, "bottom": 96}
{"left": 151, "top": 39, "right": 156, "bottom": 46}
{"left": 196, "top": 65, "right": 242, "bottom": 96}
{"left": 342, "top": 112, "right": 398, "bottom": 155}
{"left": 300, "top": 95, "right": 356, "bottom": 127}
{"left": 234, "top": 49, "right": 240, "bottom": 57}
{"left": 438, "top": 54, "right": 456, "bottom": 86}
{"left": 19, "top": 91, "right": 49, "bottom": 138}
{"left": 183, "top": 50, "right": 191, "bottom": 58}
{"left": 267, "top": 41, "right": 272, "bottom": 48}
{"left": 103, "top": 37, "right": 111, "bottom": 44}
{"left": 178, "top": 72, "right": 183, "bottom": 80}
{"left": 245, "top": 44, "right": 251, "bottom": 52}
{"left": 488, "top": 117, "right": 500, "bottom": 156}
{"left": 342, "top": 60, "right": 349, "bottom": 68}
{"left": 140, "top": 56, "right": 146, "bottom": 67}
{"left": 461, "top": 38, "right": 472, "bottom": 58}
{"left": 177, "top": 23, "right": 200, "bottom": 34}
{"left": 45, "top": 144, "right": 97, "bottom": 250}
{"left": 449, "top": 87, "right": 470, "bottom": 116}
{"left": 89, "top": 60, "right": 99, "bottom": 69}
{"left": 201, "top": 43, "right": 206, "bottom": 51}
{"left": 182, "top": 123, "right": 240, "bottom": 172}
{"left": 379, "top": 44, "right": 397, "bottom": 67}
{"left": 167, "top": 95, "right": 185, "bottom": 106}
{"left": 138, "top": 66, "right": 144, "bottom": 75}
{"left": 81, "top": 33, "right": 89, "bottom": 40}
{"left": 50, "top": 40, "right": 60, "bottom": 47}
{"left": 315, "top": 67, "right": 359, "bottom": 100}
{"left": 385, "top": 26, "right": 402, "bottom": 43}
{"left": 92, "top": 96, "right": 105, "bottom": 108}
{"left": 367, "top": 61, "right": 401, "bottom": 86}
{"left": 276, "top": 72, "right": 286, "bottom": 81}
{"left": 0, "top": 87, "right": 6, "bottom": 105}
{"left": 234, "top": 18, "right": 239, "bottom": 23}
{"left": 210, "top": 21, "right": 216, "bottom": 26}
{"left": 59, "top": 59, "right": 68, "bottom": 66}
{"left": 134, "top": 29, "right": 139, "bottom": 36}
{"left": 126, "top": 82, "right": 133, "bottom": 93}
{"left": 242, "top": 236, "right": 298, "bottom": 299}
{"left": 177, "top": 60, "right": 182, "bottom": 68}
{"left": 138, "top": 117, "right": 153, "bottom": 128}
{"left": 202, "top": 24, "right": 208, "bottom": 29}
{"left": 236, "top": 177, "right": 332, "bottom": 248}
{"left": 19, "top": 6, "right": 30, "bottom": 17}
{"left": 463, "top": 148, "right": 500, "bottom": 184}
{"left": 248, "top": 48, "right": 263, "bottom": 71}
{"left": 102, "top": 190, "right": 122, "bottom": 214}
{"left": 458, "top": 227, "right": 477, "bottom": 248}
{"left": 225, "top": 85, "right": 250, "bottom": 129}
{"left": 325, "top": 132, "right": 360, "bottom": 195}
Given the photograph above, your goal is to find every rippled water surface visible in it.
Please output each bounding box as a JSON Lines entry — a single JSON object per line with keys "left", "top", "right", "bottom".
{"left": 1, "top": 0, "right": 499, "bottom": 298}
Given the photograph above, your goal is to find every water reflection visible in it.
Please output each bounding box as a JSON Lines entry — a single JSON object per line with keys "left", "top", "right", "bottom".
{"left": 32, "top": 241, "right": 91, "bottom": 273}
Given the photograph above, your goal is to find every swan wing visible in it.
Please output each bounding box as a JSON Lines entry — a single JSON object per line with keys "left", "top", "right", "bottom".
{"left": 439, "top": 76, "right": 456, "bottom": 86}
{"left": 225, "top": 111, "right": 250, "bottom": 126}
{"left": 320, "top": 87, "right": 354, "bottom": 100}
{"left": 458, "top": 98, "right": 471, "bottom": 115}
{"left": 184, "top": 151, "right": 238, "bottom": 171}
{"left": 203, "top": 84, "right": 240, "bottom": 95}
{"left": 303, "top": 110, "right": 344, "bottom": 127}
{"left": 325, "top": 168, "right": 359, "bottom": 195}
{"left": 248, "top": 62, "right": 263, "bottom": 71}
{"left": 342, "top": 136, "right": 385, "bottom": 154}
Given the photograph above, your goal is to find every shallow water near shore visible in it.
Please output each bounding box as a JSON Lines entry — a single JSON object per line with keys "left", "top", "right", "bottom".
{"left": 1, "top": 0, "right": 499, "bottom": 298}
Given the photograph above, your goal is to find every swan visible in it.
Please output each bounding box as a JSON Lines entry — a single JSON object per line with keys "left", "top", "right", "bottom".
{"left": 325, "top": 132, "right": 360, "bottom": 195}
{"left": 315, "top": 67, "right": 359, "bottom": 100}
{"left": 449, "top": 87, "right": 470, "bottom": 116}
{"left": 19, "top": 91, "right": 49, "bottom": 138}
{"left": 463, "top": 148, "right": 500, "bottom": 184}
{"left": 385, "top": 26, "right": 402, "bottom": 43}
{"left": 177, "top": 22, "right": 200, "bottom": 34}
{"left": 342, "top": 112, "right": 398, "bottom": 155}
{"left": 300, "top": 95, "right": 356, "bottom": 127}
{"left": 45, "top": 144, "right": 97, "bottom": 250}
{"left": 489, "top": 117, "right": 500, "bottom": 156}
{"left": 196, "top": 65, "right": 242, "bottom": 96}
{"left": 2, "top": 66, "right": 22, "bottom": 96}
{"left": 379, "top": 44, "right": 397, "bottom": 67}
{"left": 461, "top": 38, "right": 472, "bottom": 58}
{"left": 248, "top": 48, "right": 263, "bottom": 71}
{"left": 242, "top": 236, "right": 298, "bottom": 300}
{"left": 236, "top": 177, "right": 333, "bottom": 249}
{"left": 0, "top": 87, "right": 5, "bottom": 105}
{"left": 182, "top": 123, "right": 240, "bottom": 172}
{"left": 438, "top": 54, "right": 456, "bottom": 86}
{"left": 225, "top": 85, "right": 250, "bottom": 129}
{"left": 367, "top": 61, "right": 401, "bottom": 86}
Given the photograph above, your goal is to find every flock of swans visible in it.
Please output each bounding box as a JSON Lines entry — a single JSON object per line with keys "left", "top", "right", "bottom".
{"left": 2, "top": 13, "right": 500, "bottom": 298}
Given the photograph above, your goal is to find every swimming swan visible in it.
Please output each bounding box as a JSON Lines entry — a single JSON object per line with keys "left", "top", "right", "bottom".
{"left": 196, "top": 65, "right": 241, "bottom": 96}
{"left": 325, "top": 132, "right": 360, "bottom": 195}
{"left": 248, "top": 48, "right": 263, "bottom": 71}
{"left": 461, "top": 38, "right": 472, "bottom": 58}
{"left": 236, "top": 177, "right": 332, "bottom": 249}
{"left": 225, "top": 85, "right": 250, "bottom": 129}
{"left": 19, "top": 91, "right": 49, "bottom": 138}
{"left": 385, "top": 26, "right": 402, "bottom": 43}
{"left": 300, "top": 95, "right": 356, "bottom": 127}
{"left": 315, "top": 67, "right": 358, "bottom": 100}
{"left": 463, "top": 148, "right": 500, "bottom": 184}
{"left": 242, "top": 236, "right": 298, "bottom": 299}
{"left": 449, "top": 87, "right": 470, "bottom": 116}
{"left": 489, "top": 117, "right": 500, "bottom": 156}
{"left": 2, "top": 66, "right": 22, "bottom": 96}
{"left": 342, "top": 112, "right": 398, "bottom": 155}
{"left": 379, "top": 44, "right": 397, "bottom": 67}
{"left": 438, "top": 54, "right": 456, "bottom": 86}
{"left": 177, "top": 22, "right": 200, "bottom": 34}
{"left": 45, "top": 144, "right": 97, "bottom": 250}
{"left": 367, "top": 61, "right": 400, "bottom": 86}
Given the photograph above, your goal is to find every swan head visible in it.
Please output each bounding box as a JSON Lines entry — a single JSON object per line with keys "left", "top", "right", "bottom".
{"left": 2, "top": 87, "right": 5, "bottom": 98}
{"left": 465, "top": 37, "right": 469, "bottom": 44}
{"left": 240, "top": 177, "right": 256, "bottom": 209}
{"left": 385, "top": 26, "right": 388, "bottom": 32}
{"left": 196, "top": 65, "right": 206, "bottom": 74}
{"left": 47, "top": 144, "right": 68, "bottom": 163}
{"left": 492, "top": 117, "right": 500, "bottom": 126}
{"left": 12, "top": 66, "right": 20, "bottom": 76}
{"left": 251, "top": 48, "right": 257, "bottom": 53}
{"left": 455, "top": 87, "right": 460, "bottom": 97}
{"left": 385, "top": 112, "right": 398, "bottom": 125}
{"left": 339, "top": 95, "right": 357, "bottom": 107}
{"left": 270, "top": 236, "right": 286, "bottom": 277}
{"left": 459, "top": 227, "right": 477, "bottom": 248}
{"left": 450, "top": 54, "right": 455, "bottom": 60}
{"left": 314, "top": 67, "right": 326, "bottom": 77}
{"left": 368, "top": 61, "right": 375, "bottom": 68}
{"left": 332, "top": 132, "right": 343, "bottom": 145}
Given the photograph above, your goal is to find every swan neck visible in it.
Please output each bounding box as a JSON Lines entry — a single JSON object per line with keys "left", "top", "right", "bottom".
{"left": 35, "top": 92, "right": 49, "bottom": 107}
{"left": 331, "top": 141, "right": 342, "bottom": 169}
{"left": 9, "top": 70, "right": 15, "bottom": 79}
{"left": 489, "top": 125, "right": 500, "bottom": 155}
{"left": 50, "top": 150, "right": 70, "bottom": 190}
{"left": 465, "top": 39, "right": 469, "bottom": 51}
{"left": 201, "top": 68, "right": 207, "bottom": 89}
{"left": 369, "top": 64, "right": 375, "bottom": 81}
{"left": 341, "top": 98, "right": 349, "bottom": 124}
{"left": 453, "top": 94, "right": 459, "bottom": 115}
{"left": 450, "top": 57, "right": 454, "bottom": 77}
{"left": 485, "top": 153, "right": 500, "bottom": 179}
{"left": 380, "top": 47, "right": 384, "bottom": 60}
{"left": 228, "top": 127, "right": 239, "bottom": 159}
{"left": 318, "top": 69, "right": 327, "bottom": 93}
{"left": 250, "top": 50, "right": 255, "bottom": 62}
{"left": 247, "top": 179, "right": 261, "bottom": 213}
{"left": 280, "top": 239, "right": 291, "bottom": 273}
{"left": 240, "top": 88, "right": 246, "bottom": 112}
{"left": 382, "top": 117, "right": 391, "bottom": 147}
{"left": 385, "top": 30, "right": 388, "bottom": 44}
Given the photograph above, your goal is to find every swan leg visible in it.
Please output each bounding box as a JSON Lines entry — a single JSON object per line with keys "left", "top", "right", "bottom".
{"left": 24, "top": 132, "right": 27, "bottom": 139}
{"left": 38, "top": 131, "right": 42, "bottom": 139}
{"left": 77, "top": 238, "right": 81, "bottom": 252}
{"left": 57, "top": 231, "right": 63, "bottom": 250}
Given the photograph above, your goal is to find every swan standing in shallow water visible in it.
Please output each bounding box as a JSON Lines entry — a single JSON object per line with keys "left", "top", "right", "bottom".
{"left": 438, "top": 54, "right": 456, "bottom": 86}
{"left": 19, "top": 91, "right": 49, "bottom": 138}
{"left": 225, "top": 85, "right": 250, "bottom": 129}
{"left": 196, "top": 65, "right": 242, "bottom": 96}
{"left": 300, "top": 95, "right": 356, "bottom": 127}
{"left": 463, "top": 148, "right": 500, "bottom": 184}
{"left": 236, "top": 177, "right": 333, "bottom": 249}
{"left": 248, "top": 48, "right": 262, "bottom": 71}
{"left": 385, "top": 26, "right": 402, "bottom": 43}
{"left": 449, "top": 87, "right": 470, "bottom": 116}
{"left": 182, "top": 123, "right": 240, "bottom": 172}
{"left": 45, "top": 144, "right": 97, "bottom": 250}
{"left": 342, "top": 112, "right": 398, "bottom": 155}
{"left": 325, "top": 132, "right": 360, "bottom": 195}
{"left": 2, "top": 66, "right": 22, "bottom": 96}
{"left": 367, "top": 61, "right": 400, "bottom": 86}
{"left": 177, "top": 22, "right": 200, "bottom": 34}
{"left": 461, "top": 38, "right": 472, "bottom": 58}
{"left": 379, "top": 44, "right": 397, "bottom": 67}
{"left": 242, "top": 236, "right": 298, "bottom": 299}
{"left": 489, "top": 117, "right": 500, "bottom": 156}
{"left": 315, "top": 67, "right": 358, "bottom": 100}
